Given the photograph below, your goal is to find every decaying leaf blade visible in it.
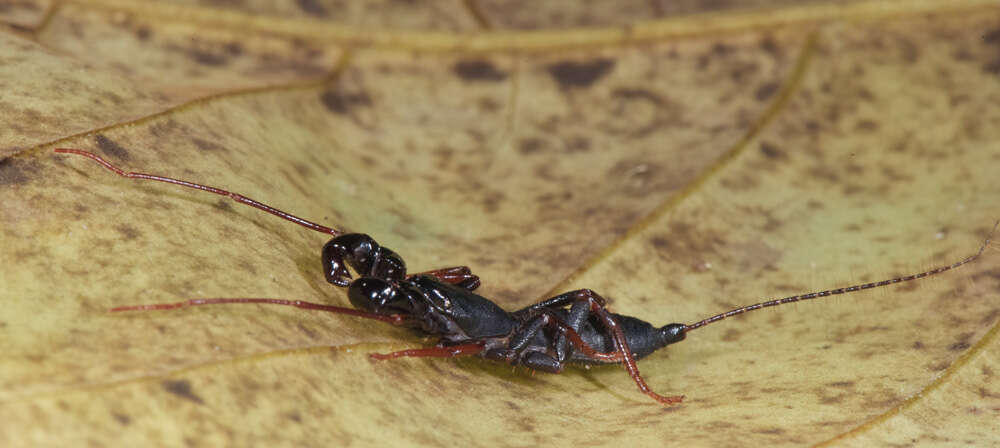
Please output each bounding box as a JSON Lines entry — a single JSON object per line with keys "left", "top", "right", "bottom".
{"left": 1, "top": 1, "right": 999, "bottom": 446}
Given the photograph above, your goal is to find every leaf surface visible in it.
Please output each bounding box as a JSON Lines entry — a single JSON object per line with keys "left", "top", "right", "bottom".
{"left": 2, "top": 1, "right": 999, "bottom": 446}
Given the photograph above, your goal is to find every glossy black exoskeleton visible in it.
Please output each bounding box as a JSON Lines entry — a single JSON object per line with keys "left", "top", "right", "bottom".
{"left": 56, "top": 147, "right": 996, "bottom": 406}
{"left": 319, "top": 232, "right": 688, "bottom": 404}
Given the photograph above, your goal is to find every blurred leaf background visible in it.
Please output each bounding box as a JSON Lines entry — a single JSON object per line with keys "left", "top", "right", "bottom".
{"left": 1, "top": 0, "right": 999, "bottom": 446}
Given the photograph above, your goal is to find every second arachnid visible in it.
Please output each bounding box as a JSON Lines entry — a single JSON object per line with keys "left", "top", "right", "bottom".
{"left": 56, "top": 147, "right": 996, "bottom": 405}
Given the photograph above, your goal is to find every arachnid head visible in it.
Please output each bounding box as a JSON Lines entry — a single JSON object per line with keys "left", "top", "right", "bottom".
{"left": 322, "top": 233, "right": 407, "bottom": 287}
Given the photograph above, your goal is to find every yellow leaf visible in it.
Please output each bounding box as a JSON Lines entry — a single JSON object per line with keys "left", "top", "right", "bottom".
{"left": 2, "top": 1, "right": 999, "bottom": 445}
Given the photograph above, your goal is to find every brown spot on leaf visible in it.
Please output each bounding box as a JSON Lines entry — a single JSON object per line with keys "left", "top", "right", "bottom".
{"left": 296, "top": 322, "right": 318, "bottom": 340}
{"left": 319, "top": 90, "right": 372, "bottom": 115}
{"left": 648, "top": 235, "right": 671, "bottom": 250}
{"left": 759, "top": 142, "right": 784, "bottom": 159}
{"left": 547, "top": 58, "right": 615, "bottom": 89}
{"left": 518, "top": 137, "right": 545, "bottom": 155}
{"left": 0, "top": 158, "right": 36, "bottom": 186}
{"left": 213, "top": 200, "right": 234, "bottom": 213}
{"left": 297, "top": 0, "right": 328, "bottom": 16}
{"left": 162, "top": 379, "right": 204, "bottom": 404}
{"left": 949, "top": 341, "right": 971, "bottom": 351}
{"left": 721, "top": 329, "right": 741, "bottom": 342}
{"left": 712, "top": 43, "right": 733, "bottom": 56}
{"left": 983, "top": 27, "right": 1000, "bottom": 45}
{"left": 96, "top": 135, "right": 130, "bottom": 160}
{"left": 192, "top": 138, "right": 226, "bottom": 152}
{"left": 477, "top": 96, "right": 500, "bottom": 112}
{"left": 760, "top": 37, "right": 780, "bottom": 56}
{"left": 115, "top": 224, "right": 140, "bottom": 240}
{"left": 563, "top": 135, "right": 590, "bottom": 153}
{"left": 223, "top": 42, "right": 243, "bottom": 56}
{"left": 979, "top": 29, "right": 1000, "bottom": 75}
{"left": 755, "top": 82, "right": 778, "bottom": 101}
{"left": 188, "top": 49, "right": 228, "bottom": 67}
{"left": 612, "top": 87, "right": 663, "bottom": 104}
{"left": 481, "top": 191, "right": 505, "bottom": 214}
{"left": 112, "top": 412, "right": 131, "bottom": 425}
{"left": 855, "top": 119, "right": 879, "bottom": 132}
{"left": 453, "top": 60, "right": 508, "bottom": 82}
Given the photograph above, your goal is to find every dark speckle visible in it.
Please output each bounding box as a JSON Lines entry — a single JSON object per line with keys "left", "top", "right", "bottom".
{"left": 721, "top": 329, "right": 741, "bottom": 342}
{"left": 214, "top": 200, "right": 234, "bottom": 213}
{"left": 980, "top": 29, "right": 1000, "bottom": 75}
{"left": 612, "top": 87, "right": 664, "bottom": 103}
{"left": 286, "top": 411, "right": 303, "bottom": 422}
{"left": 481, "top": 191, "right": 505, "bottom": 213}
{"left": 855, "top": 119, "right": 879, "bottom": 132}
{"left": 563, "top": 135, "right": 590, "bottom": 153}
{"left": 477, "top": 97, "right": 500, "bottom": 112}
{"left": 135, "top": 26, "right": 151, "bottom": 41}
{"left": 805, "top": 120, "right": 820, "bottom": 134}
{"left": 912, "top": 340, "right": 925, "bottom": 350}
{"left": 293, "top": 162, "right": 311, "bottom": 176}
{"left": 755, "top": 82, "right": 778, "bottom": 101}
{"left": 192, "top": 138, "right": 226, "bottom": 152}
{"left": 759, "top": 37, "right": 780, "bottom": 56}
{"left": 648, "top": 235, "right": 671, "bottom": 250}
{"left": 547, "top": 58, "right": 615, "bottom": 89}
{"left": 453, "top": 60, "right": 508, "bottom": 82}
{"left": 819, "top": 394, "right": 845, "bottom": 405}
{"left": 96, "top": 135, "right": 130, "bottom": 160}
{"left": 0, "top": 158, "right": 37, "bottom": 186}
{"left": 162, "top": 379, "right": 204, "bottom": 404}
{"left": 712, "top": 43, "right": 733, "bottom": 56}
{"left": 112, "top": 412, "right": 131, "bottom": 425}
{"left": 115, "top": 224, "right": 140, "bottom": 240}
{"left": 224, "top": 42, "right": 243, "bottom": 56}
{"left": 518, "top": 137, "right": 545, "bottom": 155}
{"left": 949, "top": 341, "right": 971, "bottom": 351}
{"left": 983, "top": 60, "right": 1000, "bottom": 75}
{"left": 983, "top": 28, "right": 1000, "bottom": 45}
{"left": 297, "top": 0, "right": 328, "bottom": 16}
{"left": 296, "top": 322, "right": 318, "bottom": 339}
{"left": 759, "top": 142, "right": 784, "bottom": 159}
{"left": 319, "top": 91, "right": 372, "bottom": 115}
{"left": 188, "top": 49, "right": 228, "bottom": 66}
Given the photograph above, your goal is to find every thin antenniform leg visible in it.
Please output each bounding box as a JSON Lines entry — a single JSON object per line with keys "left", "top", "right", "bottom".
{"left": 110, "top": 298, "right": 405, "bottom": 325}
{"left": 685, "top": 221, "right": 999, "bottom": 332}
{"left": 569, "top": 290, "right": 684, "bottom": 405}
{"left": 533, "top": 310, "right": 624, "bottom": 362}
{"left": 54, "top": 148, "right": 342, "bottom": 236}
{"left": 370, "top": 342, "right": 486, "bottom": 360}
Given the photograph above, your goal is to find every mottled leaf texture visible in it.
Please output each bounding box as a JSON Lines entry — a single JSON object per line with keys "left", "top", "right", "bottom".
{"left": 2, "top": 1, "right": 1000, "bottom": 446}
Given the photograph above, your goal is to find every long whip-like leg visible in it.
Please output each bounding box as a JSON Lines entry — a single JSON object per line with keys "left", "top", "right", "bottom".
{"left": 369, "top": 342, "right": 486, "bottom": 360}
{"left": 111, "top": 298, "right": 406, "bottom": 325}
{"left": 561, "top": 290, "right": 684, "bottom": 405}
{"left": 55, "top": 148, "right": 343, "bottom": 236}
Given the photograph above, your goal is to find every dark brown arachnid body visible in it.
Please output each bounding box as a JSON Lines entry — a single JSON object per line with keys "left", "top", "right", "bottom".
{"left": 55, "top": 148, "right": 996, "bottom": 405}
